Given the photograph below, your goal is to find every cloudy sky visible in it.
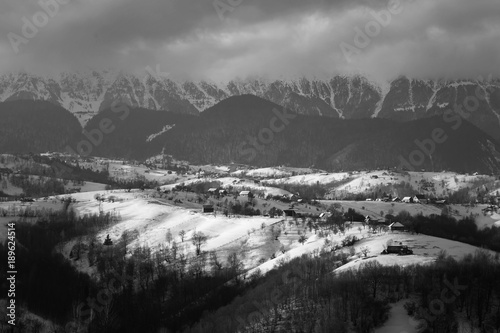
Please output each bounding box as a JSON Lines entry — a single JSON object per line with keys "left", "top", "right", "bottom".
{"left": 1, "top": 0, "right": 499, "bottom": 82}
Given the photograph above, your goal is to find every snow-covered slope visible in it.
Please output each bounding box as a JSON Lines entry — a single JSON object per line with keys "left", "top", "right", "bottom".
{"left": 334, "top": 232, "right": 498, "bottom": 273}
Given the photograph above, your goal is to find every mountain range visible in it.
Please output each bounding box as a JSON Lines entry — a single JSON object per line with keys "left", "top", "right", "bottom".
{"left": 1, "top": 71, "right": 500, "bottom": 142}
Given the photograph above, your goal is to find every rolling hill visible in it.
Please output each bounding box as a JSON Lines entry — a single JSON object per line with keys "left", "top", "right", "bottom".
{"left": 2, "top": 96, "right": 500, "bottom": 174}
{"left": 0, "top": 100, "right": 82, "bottom": 154}
{"left": 150, "top": 95, "right": 500, "bottom": 173}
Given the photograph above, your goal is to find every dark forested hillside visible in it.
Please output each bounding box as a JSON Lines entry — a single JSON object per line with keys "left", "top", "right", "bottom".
{"left": 150, "top": 95, "right": 500, "bottom": 173}
{"left": 0, "top": 101, "right": 82, "bottom": 154}
{"left": 2, "top": 97, "right": 500, "bottom": 173}
{"left": 83, "top": 107, "right": 196, "bottom": 159}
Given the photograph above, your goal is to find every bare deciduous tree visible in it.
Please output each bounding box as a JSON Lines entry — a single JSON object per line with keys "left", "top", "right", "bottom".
{"left": 192, "top": 231, "right": 207, "bottom": 256}
{"left": 179, "top": 229, "right": 186, "bottom": 242}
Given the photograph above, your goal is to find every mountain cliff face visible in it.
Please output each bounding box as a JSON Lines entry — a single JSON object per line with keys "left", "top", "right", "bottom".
{"left": 1, "top": 72, "right": 499, "bottom": 141}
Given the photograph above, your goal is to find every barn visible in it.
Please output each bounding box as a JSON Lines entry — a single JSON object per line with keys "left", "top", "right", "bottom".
{"left": 414, "top": 195, "right": 427, "bottom": 204}
{"left": 202, "top": 204, "right": 215, "bottom": 213}
{"left": 389, "top": 222, "right": 406, "bottom": 232}
{"left": 283, "top": 209, "right": 297, "bottom": 218}
{"left": 401, "top": 197, "right": 413, "bottom": 203}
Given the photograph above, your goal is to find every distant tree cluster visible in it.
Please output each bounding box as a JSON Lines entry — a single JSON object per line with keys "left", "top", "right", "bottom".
{"left": 8, "top": 174, "right": 66, "bottom": 197}
{"left": 399, "top": 211, "right": 500, "bottom": 252}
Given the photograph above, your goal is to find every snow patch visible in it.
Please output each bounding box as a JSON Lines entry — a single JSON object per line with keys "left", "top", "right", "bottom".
{"left": 146, "top": 124, "right": 175, "bottom": 142}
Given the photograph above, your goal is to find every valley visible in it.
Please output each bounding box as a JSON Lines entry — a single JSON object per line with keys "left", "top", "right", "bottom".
{"left": 1, "top": 151, "right": 500, "bottom": 332}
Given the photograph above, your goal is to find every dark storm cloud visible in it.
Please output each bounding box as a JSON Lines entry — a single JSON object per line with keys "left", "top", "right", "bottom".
{"left": 0, "top": 0, "right": 499, "bottom": 82}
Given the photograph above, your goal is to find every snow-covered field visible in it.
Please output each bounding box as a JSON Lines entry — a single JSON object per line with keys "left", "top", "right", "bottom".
{"left": 45, "top": 190, "right": 284, "bottom": 273}
{"left": 245, "top": 221, "right": 498, "bottom": 278}
{"left": 266, "top": 172, "right": 351, "bottom": 185}
{"left": 160, "top": 177, "right": 293, "bottom": 196}
{"left": 107, "top": 163, "right": 187, "bottom": 183}
{"left": 231, "top": 166, "right": 317, "bottom": 178}
{"left": 334, "top": 232, "right": 498, "bottom": 273}
{"left": 320, "top": 200, "right": 500, "bottom": 229}
{"left": 333, "top": 171, "right": 495, "bottom": 196}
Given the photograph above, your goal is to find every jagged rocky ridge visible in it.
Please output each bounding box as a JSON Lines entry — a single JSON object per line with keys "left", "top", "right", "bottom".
{"left": 1, "top": 71, "right": 500, "bottom": 141}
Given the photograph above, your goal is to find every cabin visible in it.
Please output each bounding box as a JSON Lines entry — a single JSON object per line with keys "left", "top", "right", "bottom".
{"left": 202, "top": 204, "right": 215, "bottom": 213}
{"left": 207, "top": 188, "right": 218, "bottom": 195}
{"left": 401, "top": 196, "right": 413, "bottom": 203}
{"left": 218, "top": 189, "right": 227, "bottom": 196}
{"left": 239, "top": 190, "right": 252, "bottom": 197}
{"left": 389, "top": 222, "right": 406, "bottom": 232}
{"left": 319, "top": 211, "right": 332, "bottom": 222}
{"left": 414, "top": 195, "right": 427, "bottom": 204}
{"left": 382, "top": 245, "right": 413, "bottom": 255}
{"left": 283, "top": 209, "right": 297, "bottom": 218}
{"left": 371, "top": 218, "right": 386, "bottom": 225}
{"left": 392, "top": 197, "right": 401, "bottom": 202}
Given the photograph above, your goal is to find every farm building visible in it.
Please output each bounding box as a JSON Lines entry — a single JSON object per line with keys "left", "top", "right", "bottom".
{"left": 239, "top": 190, "right": 252, "bottom": 197}
{"left": 319, "top": 211, "right": 333, "bottom": 222}
{"left": 202, "top": 204, "right": 215, "bottom": 213}
{"left": 401, "top": 196, "right": 413, "bottom": 203}
{"left": 208, "top": 188, "right": 218, "bottom": 194}
{"left": 283, "top": 209, "right": 297, "bottom": 218}
{"left": 414, "top": 195, "right": 427, "bottom": 204}
{"left": 389, "top": 222, "right": 406, "bottom": 232}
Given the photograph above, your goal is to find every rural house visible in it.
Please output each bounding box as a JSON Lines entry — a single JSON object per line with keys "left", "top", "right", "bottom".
{"left": 389, "top": 222, "right": 406, "bottom": 232}
{"left": 202, "top": 204, "right": 215, "bottom": 213}
{"left": 414, "top": 195, "right": 427, "bottom": 204}
{"left": 401, "top": 196, "right": 413, "bottom": 203}
{"left": 283, "top": 208, "right": 297, "bottom": 219}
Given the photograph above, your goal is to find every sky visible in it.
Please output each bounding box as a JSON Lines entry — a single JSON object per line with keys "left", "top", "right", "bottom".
{"left": 0, "top": 0, "right": 499, "bottom": 82}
